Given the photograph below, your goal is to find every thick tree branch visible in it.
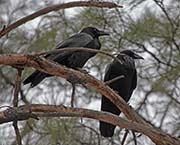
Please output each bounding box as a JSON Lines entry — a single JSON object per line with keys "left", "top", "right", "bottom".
{"left": 0, "top": 104, "right": 179, "bottom": 145}
{"left": 0, "top": 53, "right": 145, "bottom": 124}
{"left": 0, "top": 54, "right": 179, "bottom": 144}
{"left": 0, "top": 1, "right": 122, "bottom": 38}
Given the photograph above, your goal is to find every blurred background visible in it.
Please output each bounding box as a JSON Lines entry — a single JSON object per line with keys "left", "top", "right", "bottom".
{"left": 0, "top": 0, "right": 180, "bottom": 144}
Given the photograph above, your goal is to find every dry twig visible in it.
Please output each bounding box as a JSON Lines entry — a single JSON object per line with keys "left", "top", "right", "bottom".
{"left": 121, "top": 129, "right": 129, "bottom": 145}
{"left": 105, "top": 75, "right": 124, "bottom": 85}
{"left": 12, "top": 69, "right": 23, "bottom": 145}
{"left": 132, "top": 131, "right": 137, "bottom": 145}
{"left": 71, "top": 84, "right": 76, "bottom": 107}
{"left": 13, "top": 121, "right": 22, "bottom": 145}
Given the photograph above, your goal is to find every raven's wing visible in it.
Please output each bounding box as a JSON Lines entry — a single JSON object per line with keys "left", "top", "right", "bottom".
{"left": 120, "top": 55, "right": 137, "bottom": 100}
{"left": 131, "top": 69, "right": 137, "bottom": 90}
{"left": 100, "top": 63, "right": 122, "bottom": 137}
{"left": 23, "top": 33, "right": 93, "bottom": 87}
{"left": 46, "top": 33, "right": 93, "bottom": 62}
{"left": 128, "top": 69, "right": 137, "bottom": 98}
{"left": 56, "top": 33, "right": 93, "bottom": 49}
{"left": 104, "top": 63, "right": 114, "bottom": 81}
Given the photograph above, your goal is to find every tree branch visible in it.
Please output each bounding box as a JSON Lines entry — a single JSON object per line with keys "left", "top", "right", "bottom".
{"left": 12, "top": 69, "right": 23, "bottom": 145}
{"left": 0, "top": 1, "right": 122, "bottom": 38}
{"left": 13, "top": 69, "right": 22, "bottom": 107}
{"left": 0, "top": 54, "right": 179, "bottom": 144}
{"left": 121, "top": 129, "right": 129, "bottom": 145}
{"left": 0, "top": 53, "right": 146, "bottom": 124}
{"left": 36, "top": 47, "right": 123, "bottom": 64}
{"left": 13, "top": 121, "right": 22, "bottom": 145}
{"left": 0, "top": 104, "right": 179, "bottom": 145}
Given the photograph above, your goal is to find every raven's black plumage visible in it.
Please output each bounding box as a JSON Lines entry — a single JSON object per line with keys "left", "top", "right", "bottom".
{"left": 99, "top": 50, "right": 143, "bottom": 137}
{"left": 24, "top": 27, "right": 109, "bottom": 87}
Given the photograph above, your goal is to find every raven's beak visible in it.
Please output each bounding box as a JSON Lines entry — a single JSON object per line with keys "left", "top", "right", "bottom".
{"left": 98, "top": 30, "right": 109, "bottom": 36}
{"left": 133, "top": 53, "right": 144, "bottom": 59}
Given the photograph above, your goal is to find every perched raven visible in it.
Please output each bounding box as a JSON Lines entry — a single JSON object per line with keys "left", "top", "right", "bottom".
{"left": 24, "top": 27, "right": 109, "bottom": 87}
{"left": 99, "top": 50, "right": 143, "bottom": 137}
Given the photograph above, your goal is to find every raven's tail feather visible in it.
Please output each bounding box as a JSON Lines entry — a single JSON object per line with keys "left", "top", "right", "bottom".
{"left": 100, "top": 96, "right": 121, "bottom": 137}
{"left": 23, "top": 71, "right": 51, "bottom": 87}
{"left": 100, "top": 121, "right": 116, "bottom": 137}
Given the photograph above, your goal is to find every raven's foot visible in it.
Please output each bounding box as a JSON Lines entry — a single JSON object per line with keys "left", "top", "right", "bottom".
{"left": 128, "top": 104, "right": 133, "bottom": 108}
{"left": 76, "top": 68, "right": 89, "bottom": 74}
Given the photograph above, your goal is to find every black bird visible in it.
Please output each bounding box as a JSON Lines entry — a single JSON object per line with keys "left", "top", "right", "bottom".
{"left": 99, "top": 50, "right": 143, "bottom": 137}
{"left": 23, "top": 27, "right": 109, "bottom": 87}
